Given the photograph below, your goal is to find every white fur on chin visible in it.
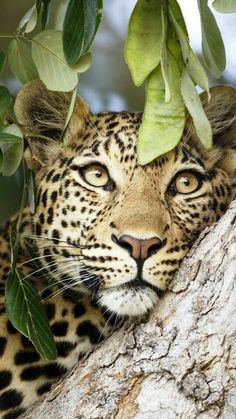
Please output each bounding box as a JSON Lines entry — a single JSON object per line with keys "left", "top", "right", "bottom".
{"left": 98, "top": 287, "right": 159, "bottom": 317}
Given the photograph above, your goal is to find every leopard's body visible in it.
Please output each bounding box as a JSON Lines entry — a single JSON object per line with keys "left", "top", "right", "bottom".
{"left": 0, "top": 81, "right": 235, "bottom": 418}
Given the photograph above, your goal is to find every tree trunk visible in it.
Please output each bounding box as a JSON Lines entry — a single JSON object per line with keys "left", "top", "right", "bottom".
{"left": 22, "top": 201, "right": 236, "bottom": 419}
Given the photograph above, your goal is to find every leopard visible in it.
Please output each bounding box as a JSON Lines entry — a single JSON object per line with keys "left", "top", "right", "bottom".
{"left": 0, "top": 80, "right": 235, "bottom": 419}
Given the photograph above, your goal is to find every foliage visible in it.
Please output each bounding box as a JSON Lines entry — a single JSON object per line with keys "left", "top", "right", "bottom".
{"left": 5, "top": 227, "right": 57, "bottom": 360}
{"left": 0, "top": 0, "right": 235, "bottom": 172}
{"left": 0, "top": 0, "right": 235, "bottom": 357}
{"left": 125, "top": 0, "right": 230, "bottom": 163}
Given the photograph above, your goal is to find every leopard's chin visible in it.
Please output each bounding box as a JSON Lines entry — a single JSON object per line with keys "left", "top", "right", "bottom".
{"left": 97, "top": 285, "right": 160, "bottom": 317}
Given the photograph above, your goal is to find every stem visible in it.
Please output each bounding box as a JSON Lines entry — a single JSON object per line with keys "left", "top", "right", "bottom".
{"left": 0, "top": 34, "right": 14, "bottom": 38}
{"left": 16, "top": 160, "right": 28, "bottom": 236}
{"left": 0, "top": 34, "right": 32, "bottom": 43}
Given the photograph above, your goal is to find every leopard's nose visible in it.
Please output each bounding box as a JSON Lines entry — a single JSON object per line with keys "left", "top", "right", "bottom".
{"left": 112, "top": 234, "right": 163, "bottom": 261}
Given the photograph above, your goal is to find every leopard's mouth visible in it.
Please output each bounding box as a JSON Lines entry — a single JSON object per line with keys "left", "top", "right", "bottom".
{"left": 77, "top": 266, "right": 164, "bottom": 316}
{"left": 126, "top": 277, "right": 165, "bottom": 297}
{"left": 96, "top": 280, "right": 162, "bottom": 317}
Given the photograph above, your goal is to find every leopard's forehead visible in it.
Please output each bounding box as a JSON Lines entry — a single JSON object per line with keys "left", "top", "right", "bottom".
{"left": 67, "top": 111, "right": 204, "bottom": 178}
{"left": 75, "top": 111, "right": 141, "bottom": 158}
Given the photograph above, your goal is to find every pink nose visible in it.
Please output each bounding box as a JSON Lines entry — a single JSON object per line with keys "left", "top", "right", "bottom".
{"left": 118, "top": 235, "right": 163, "bottom": 261}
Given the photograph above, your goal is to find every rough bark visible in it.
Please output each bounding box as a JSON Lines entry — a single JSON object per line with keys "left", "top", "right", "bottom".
{"left": 22, "top": 201, "right": 236, "bottom": 419}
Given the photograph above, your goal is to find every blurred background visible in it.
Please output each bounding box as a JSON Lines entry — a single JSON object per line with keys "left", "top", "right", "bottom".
{"left": 0, "top": 0, "right": 235, "bottom": 224}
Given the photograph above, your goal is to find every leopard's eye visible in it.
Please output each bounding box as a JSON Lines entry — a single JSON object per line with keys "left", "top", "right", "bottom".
{"left": 81, "top": 164, "right": 109, "bottom": 187}
{"left": 174, "top": 171, "right": 200, "bottom": 194}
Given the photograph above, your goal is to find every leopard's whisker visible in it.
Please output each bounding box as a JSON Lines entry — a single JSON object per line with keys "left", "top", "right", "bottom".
{"left": 41, "top": 263, "right": 97, "bottom": 290}
{"left": 36, "top": 261, "right": 75, "bottom": 283}
{"left": 42, "top": 272, "right": 98, "bottom": 301}
{"left": 17, "top": 254, "right": 56, "bottom": 267}
{"left": 19, "top": 259, "right": 76, "bottom": 282}
{"left": 17, "top": 253, "right": 82, "bottom": 268}
{"left": 5, "top": 258, "right": 68, "bottom": 279}
{"left": 39, "top": 264, "right": 85, "bottom": 297}
{"left": 41, "top": 280, "right": 77, "bottom": 301}
{"left": 97, "top": 309, "right": 116, "bottom": 342}
{"left": 33, "top": 243, "right": 81, "bottom": 251}
{"left": 40, "top": 259, "right": 91, "bottom": 283}
{"left": 80, "top": 107, "right": 107, "bottom": 141}
{"left": 23, "top": 234, "right": 84, "bottom": 248}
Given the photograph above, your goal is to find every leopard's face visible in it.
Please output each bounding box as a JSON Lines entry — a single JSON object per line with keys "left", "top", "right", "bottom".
{"left": 31, "top": 110, "right": 232, "bottom": 318}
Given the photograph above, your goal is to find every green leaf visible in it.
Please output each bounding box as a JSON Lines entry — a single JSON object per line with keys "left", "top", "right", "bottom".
{"left": 0, "top": 132, "right": 22, "bottom": 144}
{"left": 160, "top": 7, "right": 170, "bottom": 102}
{"left": 167, "top": 37, "right": 183, "bottom": 70}
{"left": 0, "top": 86, "right": 12, "bottom": 115}
{"left": 25, "top": 4, "right": 38, "bottom": 33}
{"left": 71, "top": 52, "right": 92, "bottom": 73}
{"left": 212, "top": 0, "right": 236, "bottom": 12}
{"left": 0, "top": 49, "right": 5, "bottom": 74}
{"left": 8, "top": 39, "right": 38, "bottom": 84}
{"left": 24, "top": 239, "right": 40, "bottom": 270}
{"left": 168, "top": 0, "right": 188, "bottom": 34}
{"left": 63, "top": 0, "right": 103, "bottom": 65}
{"left": 124, "top": 0, "right": 163, "bottom": 87}
{"left": 5, "top": 268, "right": 57, "bottom": 360}
{"left": 18, "top": 5, "right": 37, "bottom": 32}
{"left": 197, "top": 0, "right": 226, "bottom": 79}
{"left": 0, "top": 124, "right": 23, "bottom": 176}
{"left": 19, "top": 0, "right": 51, "bottom": 31}
{"left": 32, "top": 29, "right": 78, "bottom": 91}
{"left": 38, "top": 0, "right": 52, "bottom": 29}
{"left": 138, "top": 53, "right": 185, "bottom": 165}
{"left": 169, "top": 5, "right": 209, "bottom": 93}
{"left": 8, "top": 224, "right": 18, "bottom": 268}
{"left": 0, "top": 150, "right": 3, "bottom": 171}
{"left": 46, "top": 0, "right": 68, "bottom": 30}
{"left": 181, "top": 69, "right": 212, "bottom": 149}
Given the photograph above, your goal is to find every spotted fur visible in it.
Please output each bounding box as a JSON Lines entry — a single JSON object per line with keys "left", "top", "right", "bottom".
{"left": 0, "top": 81, "right": 235, "bottom": 418}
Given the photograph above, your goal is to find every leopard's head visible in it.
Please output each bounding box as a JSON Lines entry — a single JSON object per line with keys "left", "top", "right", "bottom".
{"left": 15, "top": 81, "right": 236, "bottom": 317}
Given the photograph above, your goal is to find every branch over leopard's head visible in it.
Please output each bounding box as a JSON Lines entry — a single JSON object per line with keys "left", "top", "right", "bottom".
{"left": 14, "top": 80, "right": 236, "bottom": 317}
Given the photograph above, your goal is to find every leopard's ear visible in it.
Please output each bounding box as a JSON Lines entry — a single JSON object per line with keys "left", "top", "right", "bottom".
{"left": 14, "top": 79, "right": 90, "bottom": 170}
{"left": 200, "top": 85, "right": 236, "bottom": 176}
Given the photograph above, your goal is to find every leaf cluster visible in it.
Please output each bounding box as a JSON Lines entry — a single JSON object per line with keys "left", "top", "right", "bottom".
{"left": 0, "top": 0, "right": 103, "bottom": 177}
{"left": 125, "top": 0, "right": 234, "bottom": 164}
